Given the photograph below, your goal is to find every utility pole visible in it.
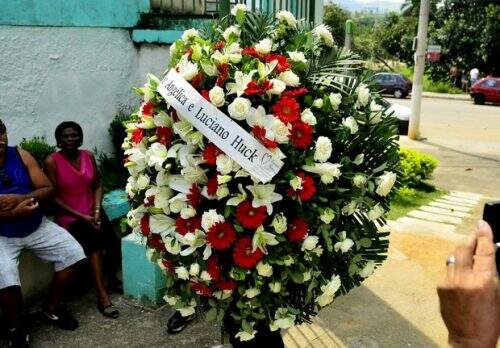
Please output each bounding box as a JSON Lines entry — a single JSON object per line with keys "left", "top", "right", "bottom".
{"left": 408, "top": 0, "right": 430, "bottom": 140}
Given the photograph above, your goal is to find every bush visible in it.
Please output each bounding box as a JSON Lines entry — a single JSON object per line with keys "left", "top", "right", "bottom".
{"left": 398, "top": 148, "right": 438, "bottom": 188}
{"left": 19, "top": 136, "right": 56, "bottom": 165}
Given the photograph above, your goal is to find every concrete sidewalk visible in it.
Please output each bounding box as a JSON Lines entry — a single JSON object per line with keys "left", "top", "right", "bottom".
{"left": 422, "top": 91, "right": 470, "bottom": 101}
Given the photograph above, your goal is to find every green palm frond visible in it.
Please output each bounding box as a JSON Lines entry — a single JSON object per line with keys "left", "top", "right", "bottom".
{"left": 239, "top": 11, "right": 275, "bottom": 46}
{"left": 305, "top": 47, "right": 364, "bottom": 94}
{"left": 200, "top": 16, "right": 229, "bottom": 42}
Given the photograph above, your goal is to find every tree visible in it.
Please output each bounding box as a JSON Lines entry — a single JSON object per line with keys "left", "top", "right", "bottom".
{"left": 428, "top": 0, "right": 500, "bottom": 79}
{"left": 323, "top": 4, "right": 350, "bottom": 46}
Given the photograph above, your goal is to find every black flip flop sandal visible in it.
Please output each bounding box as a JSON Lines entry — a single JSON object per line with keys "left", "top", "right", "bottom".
{"left": 97, "top": 302, "right": 119, "bottom": 319}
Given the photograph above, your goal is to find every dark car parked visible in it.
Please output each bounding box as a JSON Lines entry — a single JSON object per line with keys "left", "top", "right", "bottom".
{"left": 470, "top": 77, "right": 500, "bottom": 104}
{"left": 371, "top": 73, "right": 412, "bottom": 99}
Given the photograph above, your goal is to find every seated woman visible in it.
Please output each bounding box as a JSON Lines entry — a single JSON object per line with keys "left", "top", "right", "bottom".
{"left": 44, "top": 121, "right": 119, "bottom": 319}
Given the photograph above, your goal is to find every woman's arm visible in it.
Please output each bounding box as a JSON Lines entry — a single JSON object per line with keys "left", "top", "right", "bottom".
{"left": 89, "top": 152, "right": 103, "bottom": 224}
{"left": 44, "top": 154, "right": 92, "bottom": 220}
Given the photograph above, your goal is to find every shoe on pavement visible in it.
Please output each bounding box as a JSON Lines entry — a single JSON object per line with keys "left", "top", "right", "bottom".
{"left": 7, "top": 327, "right": 30, "bottom": 348}
{"left": 42, "top": 304, "right": 79, "bottom": 331}
{"left": 167, "top": 310, "right": 195, "bottom": 334}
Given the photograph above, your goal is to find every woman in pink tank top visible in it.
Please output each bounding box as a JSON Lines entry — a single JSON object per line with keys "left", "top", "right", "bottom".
{"left": 45, "top": 121, "right": 119, "bottom": 319}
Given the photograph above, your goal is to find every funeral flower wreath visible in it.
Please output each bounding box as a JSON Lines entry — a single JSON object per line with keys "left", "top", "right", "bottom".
{"left": 124, "top": 5, "right": 399, "bottom": 341}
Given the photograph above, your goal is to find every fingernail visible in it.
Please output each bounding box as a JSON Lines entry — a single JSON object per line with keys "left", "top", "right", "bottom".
{"left": 477, "top": 219, "right": 488, "bottom": 230}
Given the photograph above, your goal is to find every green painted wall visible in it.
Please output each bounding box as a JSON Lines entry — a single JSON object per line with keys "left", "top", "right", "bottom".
{"left": 0, "top": 0, "right": 150, "bottom": 28}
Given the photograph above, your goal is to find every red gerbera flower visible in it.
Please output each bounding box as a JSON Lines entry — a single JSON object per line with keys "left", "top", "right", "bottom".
{"left": 286, "top": 217, "right": 309, "bottom": 242}
{"left": 141, "top": 102, "right": 154, "bottom": 116}
{"left": 232, "top": 237, "right": 264, "bottom": 269}
{"left": 191, "top": 73, "right": 204, "bottom": 89}
{"left": 187, "top": 184, "right": 202, "bottom": 207}
{"left": 206, "top": 222, "right": 237, "bottom": 250}
{"left": 282, "top": 87, "right": 309, "bottom": 99}
{"left": 216, "top": 64, "right": 229, "bottom": 86}
{"left": 140, "top": 214, "right": 150, "bottom": 237}
{"left": 287, "top": 171, "right": 316, "bottom": 201}
{"left": 215, "top": 279, "right": 237, "bottom": 291}
{"left": 207, "top": 256, "right": 221, "bottom": 280}
{"left": 252, "top": 126, "right": 278, "bottom": 149}
{"left": 162, "top": 259, "right": 175, "bottom": 274}
{"left": 203, "top": 143, "right": 223, "bottom": 166}
{"left": 201, "top": 90, "right": 210, "bottom": 101}
{"left": 190, "top": 282, "right": 213, "bottom": 297}
{"left": 242, "top": 47, "right": 263, "bottom": 59}
{"left": 213, "top": 41, "right": 225, "bottom": 50}
{"left": 131, "top": 128, "right": 145, "bottom": 144}
{"left": 289, "top": 121, "right": 313, "bottom": 149}
{"left": 156, "top": 127, "right": 173, "bottom": 147}
{"left": 244, "top": 80, "right": 273, "bottom": 96}
{"left": 264, "top": 54, "right": 290, "bottom": 72}
{"left": 175, "top": 216, "right": 202, "bottom": 235}
{"left": 147, "top": 234, "right": 166, "bottom": 252}
{"left": 206, "top": 174, "right": 219, "bottom": 197}
{"left": 236, "top": 201, "right": 268, "bottom": 229}
{"left": 272, "top": 97, "right": 301, "bottom": 123}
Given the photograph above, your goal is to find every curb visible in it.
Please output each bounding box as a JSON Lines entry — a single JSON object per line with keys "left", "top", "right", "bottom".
{"left": 422, "top": 92, "right": 470, "bottom": 101}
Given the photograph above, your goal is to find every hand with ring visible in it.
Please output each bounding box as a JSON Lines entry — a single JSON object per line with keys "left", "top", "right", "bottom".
{"left": 437, "top": 220, "right": 500, "bottom": 347}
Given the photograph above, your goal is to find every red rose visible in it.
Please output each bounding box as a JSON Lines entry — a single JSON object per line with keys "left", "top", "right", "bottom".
{"left": 287, "top": 171, "right": 316, "bottom": 201}
{"left": 289, "top": 121, "right": 313, "bottom": 149}
{"left": 236, "top": 201, "right": 268, "bottom": 229}
{"left": 233, "top": 237, "right": 264, "bottom": 269}
{"left": 272, "top": 96, "right": 301, "bottom": 123}
{"left": 206, "top": 222, "right": 237, "bottom": 250}
{"left": 286, "top": 217, "right": 309, "bottom": 242}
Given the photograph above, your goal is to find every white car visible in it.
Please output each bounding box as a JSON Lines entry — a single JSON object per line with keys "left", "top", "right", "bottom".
{"left": 380, "top": 99, "right": 410, "bottom": 134}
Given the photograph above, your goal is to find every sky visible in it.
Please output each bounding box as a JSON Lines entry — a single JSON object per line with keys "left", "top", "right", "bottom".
{"left": 329, "top": 0, "right": 405, "bottom": 12}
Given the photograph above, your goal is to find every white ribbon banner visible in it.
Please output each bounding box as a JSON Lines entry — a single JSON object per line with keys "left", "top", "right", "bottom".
{"left": 157, "top": 69, "right": 283, "bottom": 183}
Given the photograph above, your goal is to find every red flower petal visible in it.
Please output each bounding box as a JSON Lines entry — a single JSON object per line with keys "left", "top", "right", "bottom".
{"left": 156, "top": 127, "right": 173, "bottom": 147}
{"left": 217, "top": 64, "right": 229, "bottom": 86}
{"left": 287, "top": 171, "right": 316, "bottom": 202}
{"left": 206, "top": 222, "right": 237, "bottom": 250}
{"left": 187, "top": 184, "right": 202, "bottom": 207}
{"left": 140, "top": 214, "right": 150, "bottom": 237}
{"left": 206, "top": 174, "right": 219, "bottom": 197}
{"left": 252, "top": 126, "right": 278, "bottom": 149}
{"left": 190, "top": 282, "right": 213, "bottom": 297}
{"left": 147, "top": 234, "right": 166, "bottom": 252}
{"left": 131, "top": 128, "right": 145, "bottom": 144}
{"left": 232, "top": 237, "right": 264, "bottom": 269}
{"left": 175, "top": 216, "right": 202, "bottom": 235}
{"left": 286, "top": 217, "right": 309, "bottom": 242}
{"left": 272, "top": 97, "right": 301, "bottom": 123}
{"left": 207, "top": 256, "right": 221, "bottom": 280}
{"left": 264, "top": 54, "right": 290, "bottom": 72}
{"left": 289, "top": 121, "right": 313, "bottom": 149}
{"left": 236, "top": 201, "right": 268, "bottom": 229}
{"left": 215, "top": 279, "right": 237, "bottom": 290}
{"left": 141, "top": 102, "right": 154, "bottom": 116}
{"left": 203, "top": 143, "right": 223, "bottom": 166}
{"left": 282, "top": 87, "right": 309, "bottom": 99}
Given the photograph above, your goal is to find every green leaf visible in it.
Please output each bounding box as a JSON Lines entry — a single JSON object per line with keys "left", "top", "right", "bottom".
{"left": 242, "top": 319, "right": 252, "bottom": 333}
{"left": 217, "top": 308, "right": 226, "bottom": 321}
{"left": 234, "top": 224, "right": 244, "bottom": 233}
{"left": 236, "top": 11, "right": 246, "bottom": 25}
{"left": 372, "top": 163, "right": 387, "bottom": 173}
{"left": 206, "top": 307, "right": 218, "bottom": 321}
{"left": 322, "top": 227, "right": 334, "bottom": 252}
{"left": 290, "top": 271, "right": 304, "bottom": 284}
{"left": 358, "top": 238, "right": 372, "bottom": 248}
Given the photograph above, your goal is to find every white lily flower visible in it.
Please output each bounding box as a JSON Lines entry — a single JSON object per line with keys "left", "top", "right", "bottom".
{"left": 247, "top": 184, "right": 283, "bottom": 214}
{"left": 252, "top": 226, "right": 279, "bottom": 254}
{"left": 226, "top": 70, "right": 256, "bottom": 96}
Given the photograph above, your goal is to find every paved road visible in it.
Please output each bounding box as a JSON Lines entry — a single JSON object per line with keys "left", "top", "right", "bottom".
{"left": 393, "top": 97, "right": 500, "bottom": 197}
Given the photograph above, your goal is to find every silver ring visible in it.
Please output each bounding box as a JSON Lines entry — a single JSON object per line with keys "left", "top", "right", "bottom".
{"left": 446, "top": 255, "right": 456, "bottom": 266}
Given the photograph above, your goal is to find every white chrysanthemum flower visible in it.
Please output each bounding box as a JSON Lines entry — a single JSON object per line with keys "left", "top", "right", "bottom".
{"left": 334, "top": 231, "right": 354, "bottom": 253}
{"left": 269, "top": 281, "right": 281, "bottom": 293}
{"left": 301, "top": 235, "right": 319, "bottom": 251}
{"left": 368, "top": 204, "right": 385, "bottom": 221}
{"left": 312, "top": 24, "right": 335, "bottom": 47}
{"left": 312, "top": 98, "right": 324, "bottom": 109}
{"left": 320, "top": 208, "right": 335, "bottom": 224}
{"left": 268, "top": 78, "right": 286, "bottom": 95}
{"left": 278, "top": 70, "right": 300, "bottom": 87}
{"left": 136, "top": 174, "right": 150, "bottom": 190}
{"left": 256, "top": 262, "right": 273, "bottom": 277}
{"left": 272, "top": 213, "right": 287, "bottom": 234}
{"left": 287, "top": 50, "right": 307, "bottom": 64}
{"left": 342, "top": 116, "right": 359, "bottom": 134}
{"left": 223, "top": 25, "right": 241, "bottom": 41}
{"left": 276, "top": 10, "right": 297, "bottom": 27}
{"left": 244, "top": 288, "right": 261, "bottom": 298}
{"left": 376, "top": 171, "right": 397, "bottom": 196}
{"left": 201, "top": 209, "right": 224, "bottom": 231}
{"left": 247, "top": 184, "right": 283, "bottom": 214}
{"left": 182, "top": 28, "right": 199, "bottom": 42}
{"left": 189, "top": 263, "right": 200, "bottom": 276}
{"left": 314, "top": 136, "right": 332, "bottom": 163}
{"left": 176, "top": 55, "right": 198, "bottom": 81}
{"left": 231, "top": 3, "right": 247, "bottom": 16}
{"left": 181, "top": 165, "right": 207, "bottom": 184}
{"left": 216, "top": 154, "right": 234, "bottom": 175}
{"left": 302, "top": 162, "right": 342, "bottom": 184}
{"left": 357, "top": 84, "right": 370, "bottom": 107}
{"left": 209, "top": 86, "right": 225, "bottom": 107}
{"left": 353, "top": 174, "right": 367, "bottom": 188}
{"left": 180, "top": 206, "right": 196, "bottom": 219}
{"left": 175, "top": 266, "right": 189, "bottom": 280}
{"left": 300, "top": 108, "right": 317, "bottom": 126}
{"left": 164, "top": 236, "right": 180, "bottom": 255}
{"left": 255, "top": 38, "right": 273, "bottom": 54}
{"left": 228, "top": 97, "right": 251, "bottom": 120}
{"left": 146, "top": 143, "right": 168, "bottom": 168}
{"left": 329, "top": 93, "right": 342, "bottom": 110}
{"left": 200, "top": 271, "right": 212, "bottom": 282}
